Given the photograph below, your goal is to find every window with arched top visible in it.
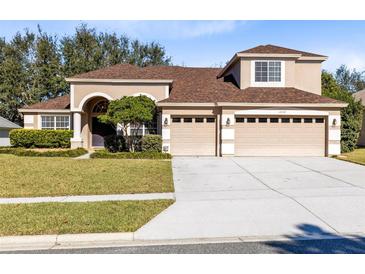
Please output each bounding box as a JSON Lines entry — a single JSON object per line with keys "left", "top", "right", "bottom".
{"left": 92, "top": 100, "right": 109, "bottom": 113}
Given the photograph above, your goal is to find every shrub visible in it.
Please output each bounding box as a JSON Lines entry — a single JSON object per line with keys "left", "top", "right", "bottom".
{"left": 91, "top": 149, "right": 171, "bottom": 159}
{"left": 322, "top": 71, "right": 363, "bottom": 152}
{"left": 104, "top": 135, "right": 126, "bottom": 152}
{"left": 9, "top": 129, "right": 73, "bottom": 148}
{"left": 0, "top": 147, "right": 87, "bottom": 157}
{"left": 141, "top": 134, "right": 162, "bottom": 152}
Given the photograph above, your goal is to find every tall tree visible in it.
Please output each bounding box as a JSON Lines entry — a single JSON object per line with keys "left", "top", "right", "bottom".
{"left": 0, "top": 31, "right": 35, "bottom": 124}
{"left": 0, "top": 24, "right": 172, "bottom": 124}
{"left": 31, "top": 27, "right": 67, "bottom": 101}
{"left": 335, "top": 65, "right": 365, "bottom": 93}
{"left": 322, "top": 71, "right": 363, "bottom": 152}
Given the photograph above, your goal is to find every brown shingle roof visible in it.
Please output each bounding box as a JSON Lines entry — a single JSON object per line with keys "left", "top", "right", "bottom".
{"left": 24, "top": 66, "right": 343, "bottom": 110}
{"left": 68, "top": 64, "right": 341, "bottom": 105}
{"left": 238, "top": 44, "right": 326, "bottom": 57}
{"left": 23, "top": 95, "right": 70, "bottom": 110}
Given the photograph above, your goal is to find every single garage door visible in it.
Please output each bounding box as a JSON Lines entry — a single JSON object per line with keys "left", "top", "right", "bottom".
{"left": 235, "top": 116, "right": 326, "bottom": 156}
{"left": 170, "top": 116, "right": 216, "bottom": 156}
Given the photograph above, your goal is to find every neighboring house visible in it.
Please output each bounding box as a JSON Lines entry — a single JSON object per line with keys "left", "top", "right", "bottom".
{"left": 353, "top": 89, "right": 365, "bottom": 146}
{"left": 19, "top": 44, "right": 347, "bottom": 156}
{"left": 0, "top": 116, "right": 21, "bottom": 146}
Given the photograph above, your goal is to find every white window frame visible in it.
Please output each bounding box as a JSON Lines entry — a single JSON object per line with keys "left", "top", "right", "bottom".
{"left": 251, "top": 60, "right": 285, "bottom": 87}
{"left": 39, "top": 115, "right": 70, "bottom": 130}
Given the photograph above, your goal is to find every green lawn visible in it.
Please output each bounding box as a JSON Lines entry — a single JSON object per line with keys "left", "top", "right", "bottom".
{"left": 0, "top": 200, "right": 174, "bottom": 236}
{"left": 0, "top": 155, "right": 173, "bottom": 197}
{"left": 337, "top": 148, "right": 365, "bottom": 166}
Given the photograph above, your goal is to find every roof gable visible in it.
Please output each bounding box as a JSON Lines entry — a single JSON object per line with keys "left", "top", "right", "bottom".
{"left": 238, "top": 44, "right": 326, "bottom": 57}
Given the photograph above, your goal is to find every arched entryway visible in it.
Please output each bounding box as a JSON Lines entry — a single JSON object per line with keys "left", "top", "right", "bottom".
{"left": 89, "top": 99, "right": 115, "bottom": 147}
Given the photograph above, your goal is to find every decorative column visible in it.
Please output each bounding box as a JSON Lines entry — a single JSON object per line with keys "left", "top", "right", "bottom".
{"left": 70, "top": 112, "right": 83, "bottom": 149}
{"left": 221, "top": 113, "right": 235, "bottom": 156}
{"left": 328, "top": 112, "right": 341, "bottom": 155}
{"left": 161, "top": 113, "right": 170, "bottom": 153}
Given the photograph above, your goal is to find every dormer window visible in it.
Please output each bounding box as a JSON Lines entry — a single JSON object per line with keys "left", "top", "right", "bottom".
{"left": 251, "top": 60, "right": 285, "bottom": 87}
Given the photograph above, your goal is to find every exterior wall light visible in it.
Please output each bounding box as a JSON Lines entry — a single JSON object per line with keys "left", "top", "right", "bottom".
{"left": 332, "top": 118, "right": 337, "bottom": 127}
{"left": 164, "top": 118, "right": 169, "bottom": 126}
{"left": 226, "top": 117, "right": 231, "bottom": 126}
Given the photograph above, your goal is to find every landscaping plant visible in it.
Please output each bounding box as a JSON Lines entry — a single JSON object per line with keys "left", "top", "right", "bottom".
{"left": 322, "top": 71, "right": 364, "bottom": 152}
{"left": 9, "top": 129, "right": 73, "bottom": 148}
{"left": 98, "top": 95, "right": 156, "bottom": 152}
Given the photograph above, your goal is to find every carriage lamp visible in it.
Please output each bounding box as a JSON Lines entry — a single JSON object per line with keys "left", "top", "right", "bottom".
{"left": 226, "top": 117, "right": 231, "bottom": 126}
{"left": 164, "top": 117, "right": 169, "bottom": 126}
{"left": 332, "top": 118, "right": 337, "bottom": 127}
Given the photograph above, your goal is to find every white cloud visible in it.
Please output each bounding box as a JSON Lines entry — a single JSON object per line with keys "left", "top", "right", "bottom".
{"left": 322, "top": 48, "right": 365, "bottom": 72}
{"left": 87, "top": 20, "right": 241, "bottom": 40}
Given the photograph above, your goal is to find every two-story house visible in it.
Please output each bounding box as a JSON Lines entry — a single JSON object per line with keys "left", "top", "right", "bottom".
{"left": 19, "top": 44, "right": 347, "bottom": 156}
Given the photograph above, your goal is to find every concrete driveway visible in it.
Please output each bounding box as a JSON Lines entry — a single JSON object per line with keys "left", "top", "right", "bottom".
{"left": 135, "top": 157, "right": 365, "bottom": 240}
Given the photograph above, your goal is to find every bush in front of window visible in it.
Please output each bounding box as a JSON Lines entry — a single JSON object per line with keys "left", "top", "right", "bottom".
{"left": 9, "top": 129, "right": 73, "bottom": 148}
{"left": 141, "top": 134, "right": 162, "bottom": 152}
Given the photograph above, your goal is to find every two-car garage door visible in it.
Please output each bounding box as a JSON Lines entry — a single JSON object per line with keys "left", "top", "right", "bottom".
{"left": 235, "top": 116, "right": 326, "bottom": 156}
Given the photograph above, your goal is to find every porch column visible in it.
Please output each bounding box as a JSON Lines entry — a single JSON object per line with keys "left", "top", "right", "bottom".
{"left": 70, "top": 112, "right": 83, "bottom": 149}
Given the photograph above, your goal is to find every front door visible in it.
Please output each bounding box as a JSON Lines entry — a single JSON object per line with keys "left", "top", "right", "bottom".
{"left": 91, "top": 117, "right": 115, "bottom": 147}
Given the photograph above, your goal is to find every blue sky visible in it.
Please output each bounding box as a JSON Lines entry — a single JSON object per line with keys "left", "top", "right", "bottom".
{"left": 1, "top": 20, "right": 365, "bottom": 72}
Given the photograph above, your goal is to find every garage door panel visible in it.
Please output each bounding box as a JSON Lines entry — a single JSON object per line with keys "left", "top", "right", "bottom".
{"left": 170, "top": 117, "right": 216, "bottom": 156}
{"left": 235, "top": 116, "right": 325, "bottom": 156}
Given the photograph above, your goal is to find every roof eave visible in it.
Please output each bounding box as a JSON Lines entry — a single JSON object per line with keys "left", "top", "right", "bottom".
{"left": 19, "top": 109, "right": 71, "bottom": 113}
{"left": 157, "top": 102, "right": 217, "bottom": 107}
{"left": 65, "top": 78, "right": 174, "bottom": 84}
{"left": 216, "top": 102, "right": 347, "bottom": 108}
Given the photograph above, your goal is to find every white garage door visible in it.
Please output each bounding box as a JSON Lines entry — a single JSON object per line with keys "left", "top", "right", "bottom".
{"left": 235, "top": 117, "right": 326, "bottom": 156}
{"left": 170, "top": 116, "right": 216, "bottom": 156}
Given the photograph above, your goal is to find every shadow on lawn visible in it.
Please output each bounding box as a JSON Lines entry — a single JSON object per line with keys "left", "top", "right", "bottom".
{"left": 266, "top": 224, "right": 365, "bottom": 254}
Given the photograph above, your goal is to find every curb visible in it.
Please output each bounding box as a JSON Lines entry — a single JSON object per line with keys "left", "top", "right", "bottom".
{"left": 0, "top": 232, "right": 134, "bottom": 252}
{"left": 1, "top": 232, "right": 365, "bottom": 252}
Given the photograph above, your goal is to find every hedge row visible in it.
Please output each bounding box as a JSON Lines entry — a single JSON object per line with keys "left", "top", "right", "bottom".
{"left": 0, "top": 147, "right": 87, "bottom": 157}
{"left": 10, "top": 129, "right": 73, "bottom": 148}
{"left": 90, "top": 149, "right": 172, "bottom": 159}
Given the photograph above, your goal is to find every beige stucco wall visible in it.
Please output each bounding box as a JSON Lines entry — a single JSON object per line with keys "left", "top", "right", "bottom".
{"left": 295, "top": 61, "right": 322, "bottom": 95}
{"left": 72, "top": 82, "right": 169, "bottom": 110}
{"left": 23, "top": 113, "right": 39, "bottom": 129}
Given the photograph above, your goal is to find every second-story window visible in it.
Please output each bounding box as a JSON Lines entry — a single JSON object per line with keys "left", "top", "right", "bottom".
{"left": 255, "top": 61, "right": 281, "bottom": 82}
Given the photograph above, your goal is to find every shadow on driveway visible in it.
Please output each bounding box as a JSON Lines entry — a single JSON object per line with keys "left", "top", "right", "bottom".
{"left": 265, "top": 223, "right": 365, "bottom": 254}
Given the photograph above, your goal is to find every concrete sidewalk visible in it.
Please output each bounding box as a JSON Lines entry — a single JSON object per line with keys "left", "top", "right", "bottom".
{"left": 0, "top": 192, "right": 175, "bottom": 204}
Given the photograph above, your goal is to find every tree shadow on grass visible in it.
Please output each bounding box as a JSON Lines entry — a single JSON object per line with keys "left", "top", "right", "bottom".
{"left": 265, "top": 224, "right": 365, "bottom": 254}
